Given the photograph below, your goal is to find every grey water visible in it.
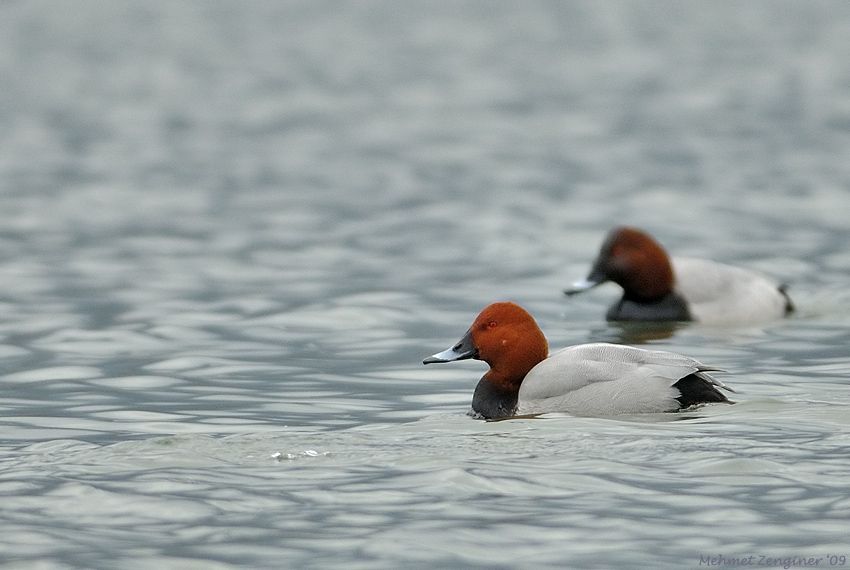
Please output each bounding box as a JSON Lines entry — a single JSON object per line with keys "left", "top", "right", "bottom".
{"left": 1, "top": 1, "right": 850, "bottom": 568}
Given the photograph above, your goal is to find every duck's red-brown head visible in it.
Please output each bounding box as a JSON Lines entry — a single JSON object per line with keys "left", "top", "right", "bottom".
{"left": 423, "top": 302, "right": 548, "bottom": 393}
{"left": 565, "top": 226, "right": 675, "bottom": 302}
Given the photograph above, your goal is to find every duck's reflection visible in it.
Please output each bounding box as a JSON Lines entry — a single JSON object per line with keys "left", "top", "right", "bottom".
{"left": 593, "top": 320, "right": 688, "bottom": 345}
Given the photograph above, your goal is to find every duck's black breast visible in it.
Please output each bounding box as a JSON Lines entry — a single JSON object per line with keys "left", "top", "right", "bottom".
{"left": 471, "top": 379, "right": 518, "bottom": 420}
{"left": 606, "top": 292, "right": 692, "bottom": 322}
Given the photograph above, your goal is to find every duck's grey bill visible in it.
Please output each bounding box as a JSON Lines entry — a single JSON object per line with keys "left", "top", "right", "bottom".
{"left": 564, "top": 279, "right": 601, "bottom": 296}
{"left": 423, "top": 330, "right": 476, "bottom": 364}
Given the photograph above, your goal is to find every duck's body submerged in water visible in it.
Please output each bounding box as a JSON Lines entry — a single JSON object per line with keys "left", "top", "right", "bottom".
{"left": 423, "top": 302, "right": 734, "bottom": 419}
{"left": 564, "top": 226, "right": 794, "bottom": 324}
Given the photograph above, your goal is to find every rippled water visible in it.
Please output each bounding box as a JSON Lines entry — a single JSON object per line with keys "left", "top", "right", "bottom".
{"left": 2, "top": 1, "right": 850, "bottom": 568}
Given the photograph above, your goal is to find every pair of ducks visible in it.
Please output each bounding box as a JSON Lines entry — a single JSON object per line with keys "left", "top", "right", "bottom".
{"left": 423, "top": 226, "right": 794, "bottom": 419}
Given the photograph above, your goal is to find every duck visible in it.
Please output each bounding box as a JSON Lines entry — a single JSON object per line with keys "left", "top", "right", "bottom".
{"left": 422, "top": 301, "right": 733, "bottom": 419}
{"left": 564, "top": 226, "right": 794, "bottom": 324}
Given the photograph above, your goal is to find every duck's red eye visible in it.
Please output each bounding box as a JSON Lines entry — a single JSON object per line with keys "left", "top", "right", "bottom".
{"left": 487, "top": 320, "right": 497, "bottom": 329}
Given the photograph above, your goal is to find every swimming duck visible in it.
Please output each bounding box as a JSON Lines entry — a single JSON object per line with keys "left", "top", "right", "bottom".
{"left": 423, "top": 302, "right": 733, "bottom": 419}
{"left": 565, "top": 226, "right": 793, "bottom": 324}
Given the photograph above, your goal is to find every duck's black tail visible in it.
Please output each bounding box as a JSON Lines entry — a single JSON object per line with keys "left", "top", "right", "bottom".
{"left": 778, "top": 284, "right": 794, "bottom": 315}
{"left": 674, "top": 373, "right": 733, "bottom": 409}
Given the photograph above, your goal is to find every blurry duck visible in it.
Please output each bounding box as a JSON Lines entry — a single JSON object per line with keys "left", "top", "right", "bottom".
{"left": 565, "top": 226, "right": 794, "bottom": 324}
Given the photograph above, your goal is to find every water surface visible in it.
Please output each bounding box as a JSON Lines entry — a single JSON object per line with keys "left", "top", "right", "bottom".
{"left": 1, "top": 1, "right": 850, "bottom": 568}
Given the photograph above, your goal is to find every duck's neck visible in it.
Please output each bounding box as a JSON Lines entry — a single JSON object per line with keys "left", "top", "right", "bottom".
{"left": 620, "top": 262, "right": 675, "bottom": 302}
{"left": 470, "top": 322, "right": 548, "bottom": 419}
{"left": 472, "top": 377, "right": 519, "bottom": 419}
